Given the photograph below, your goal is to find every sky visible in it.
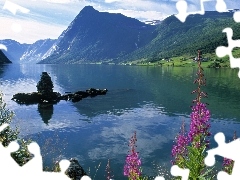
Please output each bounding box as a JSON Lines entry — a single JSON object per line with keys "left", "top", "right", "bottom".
{"left": 0, "top": 0, "right": 239, "bottom": 44}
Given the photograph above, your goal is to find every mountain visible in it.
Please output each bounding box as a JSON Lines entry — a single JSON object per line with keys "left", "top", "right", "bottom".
{"left": 0, "top": 39, "right": 29, "bottom": 63}
{"left": 0, "top": 39, "right": 56, "bottom": 63}
{"left": 39, "top": 9, "right": 240, "bottom": 64}
{"left": 39, "top": 6, "right": 156, "bottom": 64}
{"left": 121, "top": 11, "right": 240, "bottom": 62}
{"left": 0, "top": 50, "right": 12, "bottom": 64}
{"left": 20, "top": 39, "right": 56, "bottom": 63}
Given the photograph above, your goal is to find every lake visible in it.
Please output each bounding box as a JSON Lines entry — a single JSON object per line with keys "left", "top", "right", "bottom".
{"left": 0, "top": 64, "right": 240, "bottom": 179}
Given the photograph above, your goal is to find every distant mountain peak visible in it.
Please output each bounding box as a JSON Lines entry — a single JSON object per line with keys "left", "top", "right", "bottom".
{"left": 80, "top": 6, "right": 98, "bottom": 14}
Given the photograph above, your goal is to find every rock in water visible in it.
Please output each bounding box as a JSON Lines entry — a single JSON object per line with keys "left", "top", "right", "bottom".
{"left": 66, "top": 158, "right": 88, "bottom": 180}
{"left": 12, "top": 72, "right": 107, "bottom": 104}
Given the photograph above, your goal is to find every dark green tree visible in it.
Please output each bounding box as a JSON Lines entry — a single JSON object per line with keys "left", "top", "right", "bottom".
{"left": 0, "top": 93, "right": 18, "bottom": 146}
{"left": 37, "top": 72, "right": 54, "bottom": 96}
{"left": 0, "top": 92, "right": 32, "bottom": 166}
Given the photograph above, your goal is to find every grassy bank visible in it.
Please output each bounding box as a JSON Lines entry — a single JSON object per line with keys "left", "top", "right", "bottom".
{"left": 123, "top": 49, "right": 240, "bottom": 68}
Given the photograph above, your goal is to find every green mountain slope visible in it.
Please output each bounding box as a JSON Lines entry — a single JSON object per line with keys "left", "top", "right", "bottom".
{"left": 39, "top": 9, "right": 240, "bottom": 64}
{"left": 122, "top": 11, "right": 240, "bottom": 62}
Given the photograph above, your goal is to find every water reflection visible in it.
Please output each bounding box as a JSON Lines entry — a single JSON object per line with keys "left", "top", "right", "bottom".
{"left": 0, "top": 65, "right": 8, "bottom": 78}
{"left": 38, "top": 103, "right": 54, "bottom": 125}
{"left": 50, "top": 65, "right": 240, "bottom": 121}
{"left": 0, "top": 64, "right": 240, "bottom": 179}
{"left": 25, "top": 103, "right": 182, "bottom": 179}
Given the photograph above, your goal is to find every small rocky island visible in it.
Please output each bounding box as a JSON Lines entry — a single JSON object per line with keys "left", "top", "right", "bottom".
{"left": 12, "top": 72, "right": 108, "bottom": 105}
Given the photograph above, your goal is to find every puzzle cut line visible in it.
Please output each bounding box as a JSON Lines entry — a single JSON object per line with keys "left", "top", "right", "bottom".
{"left": 175, "top": 0, "right": 227, "bottom": 22}
{"left": 205, "top": 132, "right": 240, "bottom": 179}
{"left": 216, "top": 11, "right": 240, "bottom": 78}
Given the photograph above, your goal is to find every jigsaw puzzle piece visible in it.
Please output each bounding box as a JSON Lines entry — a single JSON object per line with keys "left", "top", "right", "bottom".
{"left": 175, "top": 0, "right": 227, "bottom": 22}
{"left": 21, "top": 142, "right": 43, "bottom": 173}
{"left": 233, "top": 11, "right": 240, "bottom": 23}
{"left": 0, "top": 123, "right": 22, "bottom": 172}
{"left": 205, "top": 132, "right": 227, "bottom": 166}
{"left": 216, "top": 27, "right": 240, "bottom": 78}
{"left": 0, "top": 44, "right": 7, "bottom": 51}
{"left": 59, "top": 159, "right": 71, "bottom": 173}
{"left": 175, "top": 0, "right": 207, "bottom": 23}
{"left": 170, "top": 165, "right": 189, "bottom": 180}
{"left": 2, "top": 141, "right": 20, "bottom": 163}
{"left": 215, "top": 0, "right": 227, "bottom": 12}
{"left": 175, "top": 0, "right": 188, "bottom": 23}
{"left": 217, "top": 171, "right": 233, "bottom": 180}
{"left": 39, "top": 171, "right": 71, "bottom": 180}
{"left": 216, "top": 45, "right": 229, "bottom": 58}
{"left": 3, "top": 0, "right": 30, "bottom": 15}
{"left": 81, "top": 176, "right": 92, "bottom": 180}
{"left": 7, "top": 141, "right": 20, "bottom": 152}
{"left": 205, "top": 132, "right": 226, "bottom": 166}
{"left": 0, "top": 124, "right": 71, "bottom": 179}
{"left": 205, "top": 132, "right": 240, "bottom": 178}
{"left": 0, "top": 123, "right": 9, "bottom": 132}
{"left": 0, "top": 141, "right": 22, "bottom": 178}
{"left": 19, "top": 150, "right": 71, "bottom": 180}
{"left": 154, "top": 176, "right": 165, "bottom": 180}
{"left": 3, "top": 1, "right": 30, "bottom": 33}
{"left": 217, "top": 170, "right": 240, "bottom": 180}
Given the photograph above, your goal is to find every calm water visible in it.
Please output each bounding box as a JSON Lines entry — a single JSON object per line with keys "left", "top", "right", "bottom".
{"left": 0, "top": 64, "right": 240, "bottom": 179}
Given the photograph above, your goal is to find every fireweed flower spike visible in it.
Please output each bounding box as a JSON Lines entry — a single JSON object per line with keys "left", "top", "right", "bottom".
{"left": 188, "top": 50, "right": 212, "bottom": 179}
{"left": 124, "top": 131, "right": 142, "bottom": 180}
{"left": 222, "top": 131, "right": 237, "bottom": 174}
{"left": 188, "top": 102, "right": 211, "bottom": 148}
{"left": 171, "top": 50, "right": 212, "bottom": 179}
{"left": 171, "top": 120, "right": 188, "bottom": 166}
{"left": 189, "top": 50, "right": 211, "bottom": 148}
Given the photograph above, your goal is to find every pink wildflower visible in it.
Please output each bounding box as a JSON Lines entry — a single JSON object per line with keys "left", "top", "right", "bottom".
{"left": 124, "top": 131, "right": 142, "bottom": 180}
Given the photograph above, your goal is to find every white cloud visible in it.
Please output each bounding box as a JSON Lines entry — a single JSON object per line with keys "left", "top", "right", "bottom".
{"left": 0, "top": 17, "right": 66, "bottom": 43}
{"left": 0, "top": 0, "right": 92, "bottom": 43}
{"left": 106, "top": 9, "right": 169, "bottom": 21}
{"left": 43, "top": 0, "right": 78, "bottom": 3}
{"left": 1, "top": 0, "right": 239, "bottom": 43}
{"left": 86, "top": 104, "right": 178, "bottom": 161}
{"left": 99, "top": 0, "right": 176, "bottom": 21}
{"left": 104, "top": 0, "right": 121, "bottom": 3}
